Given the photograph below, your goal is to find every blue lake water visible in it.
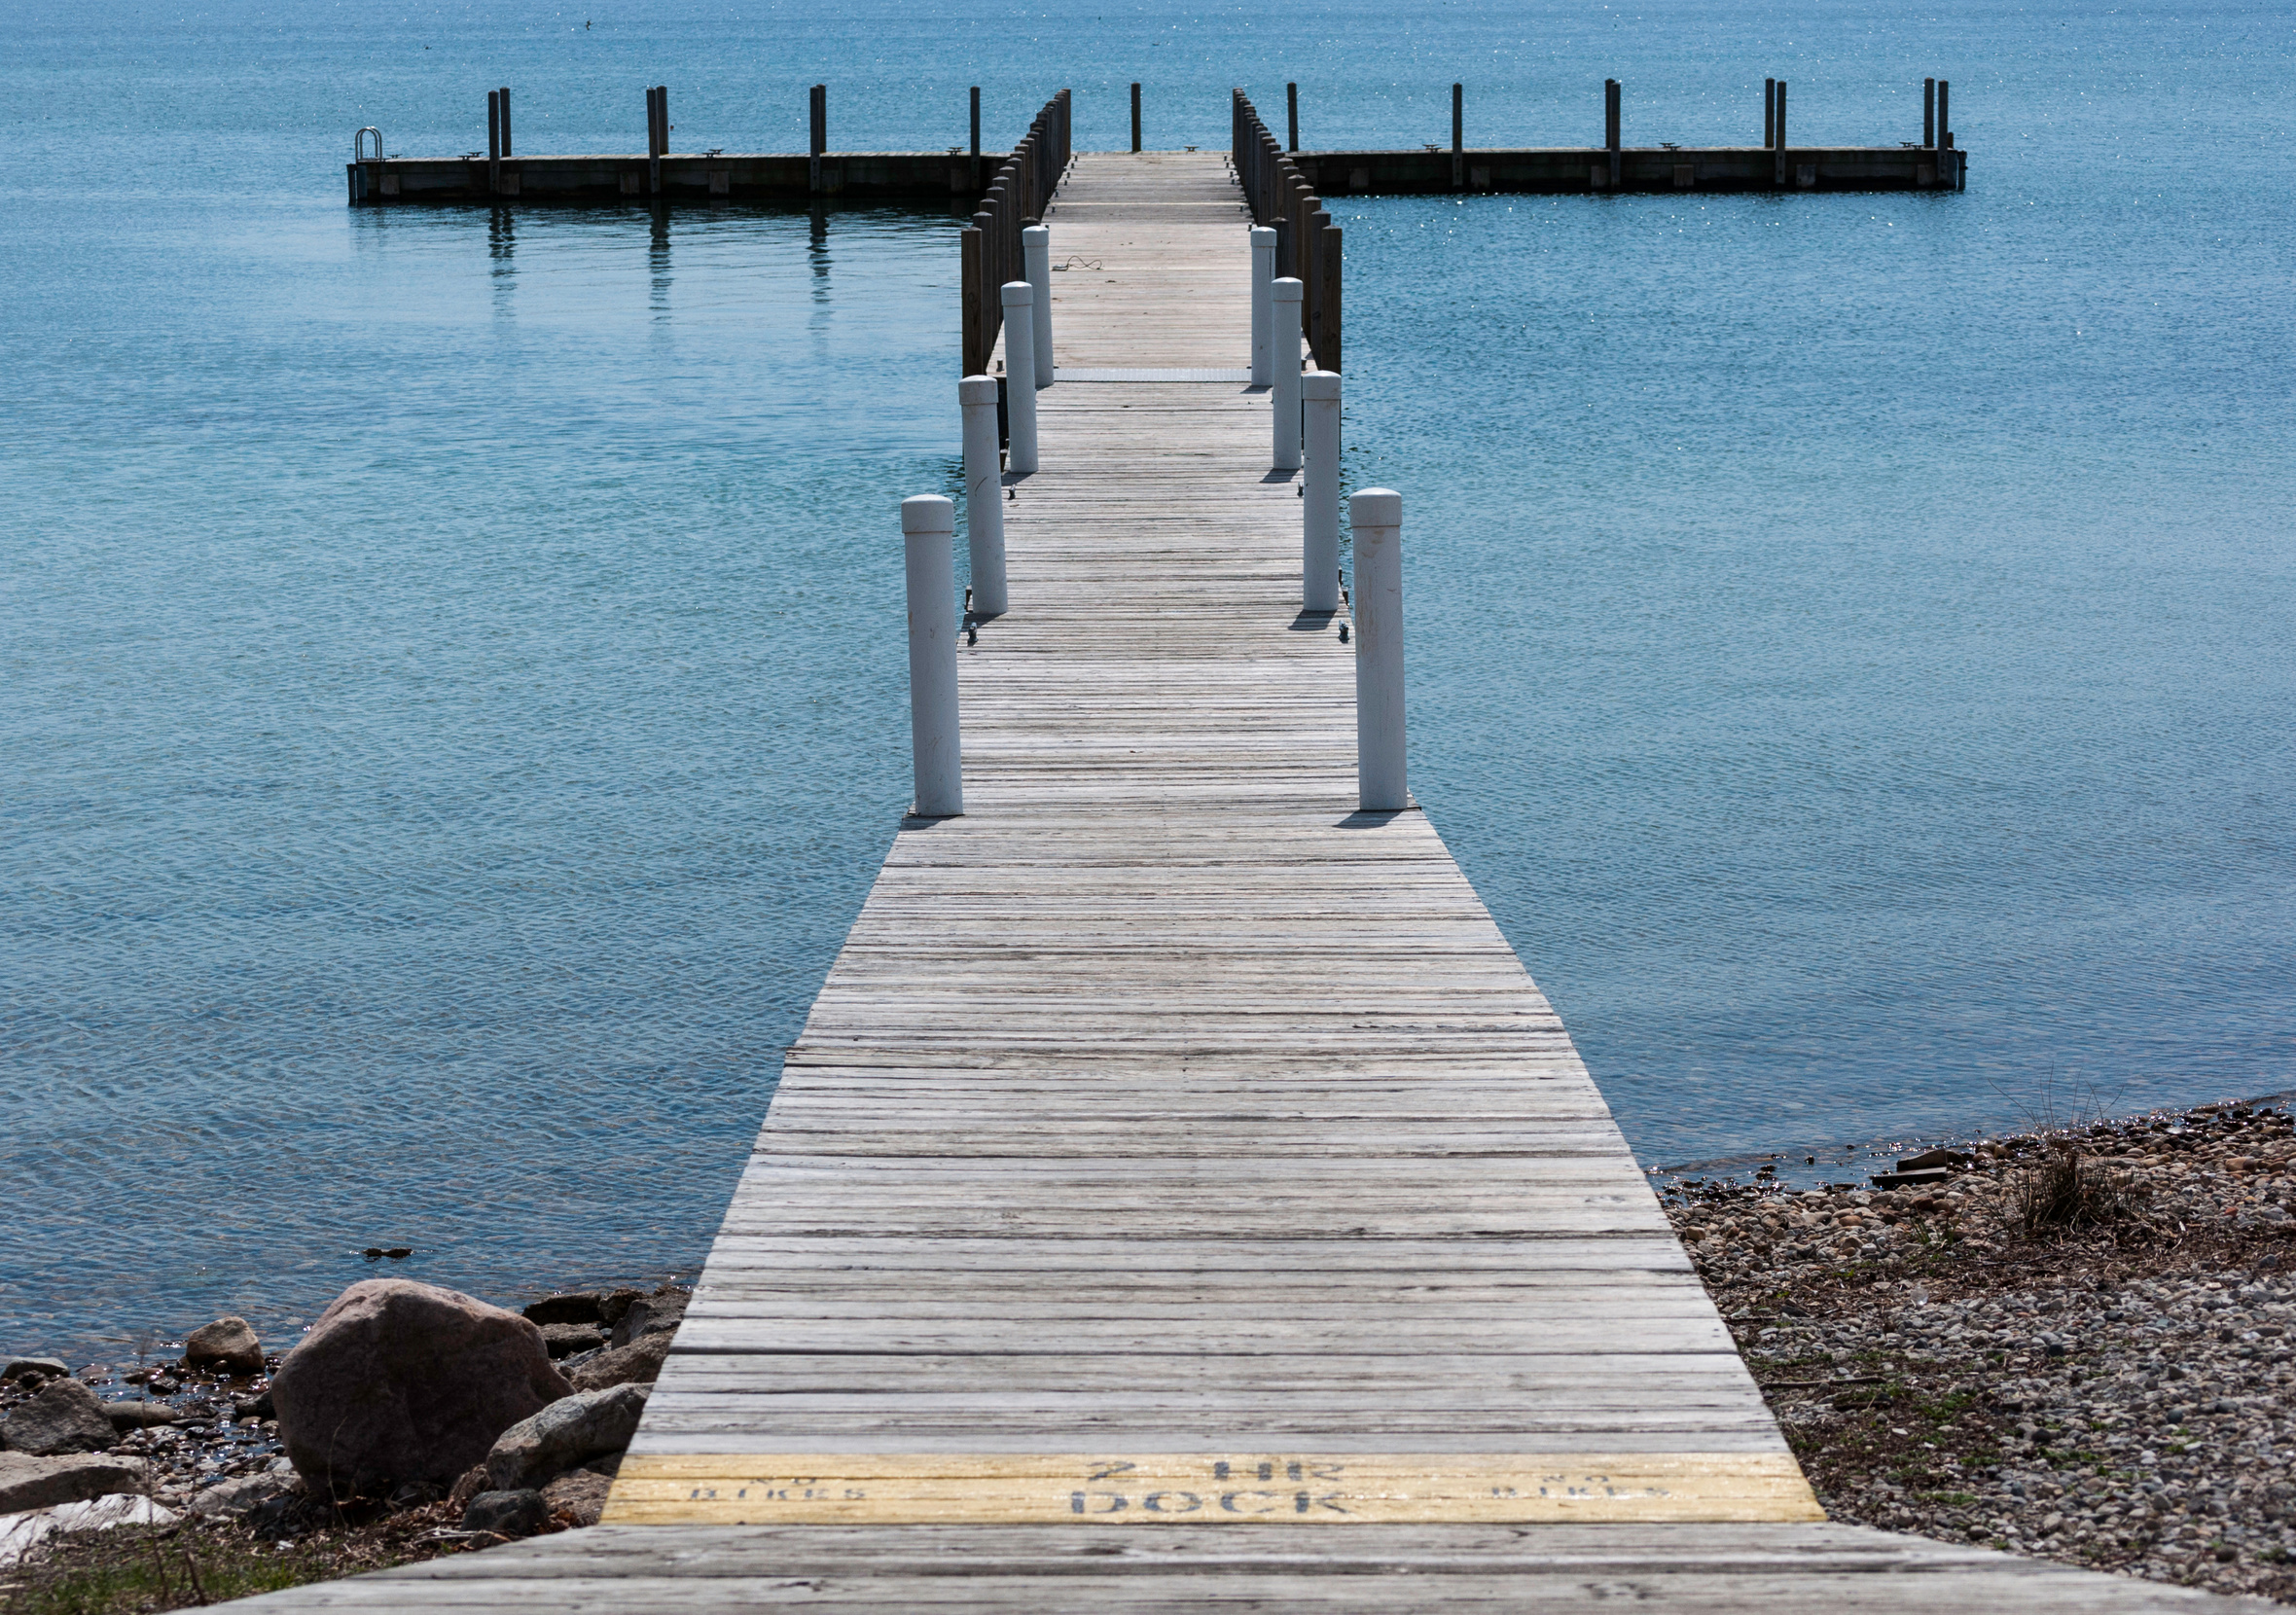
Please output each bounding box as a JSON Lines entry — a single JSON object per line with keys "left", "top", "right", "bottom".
{"left": 4, "top": 0, "right": 2292, "bottom": 1357}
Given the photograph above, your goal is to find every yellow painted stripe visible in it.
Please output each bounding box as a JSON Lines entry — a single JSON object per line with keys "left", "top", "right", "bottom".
{"left": 602, "top": 1452, "right": 1823, "bottom": 1525}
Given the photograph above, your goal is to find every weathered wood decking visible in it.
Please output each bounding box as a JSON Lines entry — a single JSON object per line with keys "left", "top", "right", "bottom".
{"left": 604, "top": 150, "right": 1798, "bottom": 1516}
{"left": 230, "top": 153, "right": 2254, "bottom": 1611}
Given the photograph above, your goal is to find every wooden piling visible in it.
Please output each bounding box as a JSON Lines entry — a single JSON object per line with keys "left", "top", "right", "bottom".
{"left": 958, "top": 90, "right": 1069, "bottom": 374}
{"left": 1765, "top": 78, "right": 1776, "bottom": 148}
{"left": 1317, "top": 218, "right": 1342, "bottom": 375}
{"left": 1605, "top": 79, "right": 1621, "bottom": 188}
{"left": 1309, "top": 205, "right": 1334, "bottom": 360}
{"left": 961, "top": 227, "right": 987, "bottom": 377}
{"left": 357, "top": 76, "right": 1964, "bottom": 209}
{"left": 1924, "top": 77, "right": 1936, "bottom": 147}
{"left": 1130, "top": 82, "right": 1142, "bottom": 152}
{"left": 1230, "top": 90, "right": 1342, "bottom": 371}
{"left": 1287, "top": 82, "right": 1298, "bottom": 152}
{"left": 1774, "top": 80, "right": 1787, "bottom": 186}
{"left": 1452, "top": 83, "right": 1464, "bottom": 189}
{"left": 809, "top": 84, "right": 827, "bottom": 193}
{"left": 498, "top": 86, "right": 512, "bottom": 158}
{"left": 971, "top": 86, "right": 982, "bottom": 187}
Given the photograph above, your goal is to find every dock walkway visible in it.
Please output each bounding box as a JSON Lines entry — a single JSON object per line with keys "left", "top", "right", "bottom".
{"left": 616, "top": 148, "right": 1794, "bottom": 1512}
{"left": 235, "top": 153, "right": 2254, "bottom": 1612}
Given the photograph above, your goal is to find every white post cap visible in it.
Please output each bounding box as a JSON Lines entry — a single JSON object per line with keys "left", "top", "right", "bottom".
{"left": 1272, "top": 276, "right": 1303, "bottom": 303}
{"left": 902, "top": 493, "right": 955, "bottom": 535}
{"left": 1349, "top": 487, "right": 1401, "bottom": 526}
{"left": 1302, "top": 372, "right": 1341, "bottom": 400}
{"left": 1000, "top": 280, "right": 1034, "bottom": 308}
{"left": 1022, "top": 224, "right": 1049, "bottom": 243}
{"left": 1250, "top": 226, "right": 1275, "bottom": 244}
{"left": 958, "top": 375, "right": 999, "bottom": 404}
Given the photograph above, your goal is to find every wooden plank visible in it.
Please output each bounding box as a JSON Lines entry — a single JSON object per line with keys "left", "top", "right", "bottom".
{"left": 216, "top": 1524, "right": 2276, "bottom": 1611}
{"left": 602, "top": 1453, "right": 1823, "bottom": 1525}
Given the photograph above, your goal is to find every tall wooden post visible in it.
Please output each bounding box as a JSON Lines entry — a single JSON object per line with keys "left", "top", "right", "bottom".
{"left": 1605, "top": 80, "right": 1621, "bottom": 188}
{"left": 1318, "top": 224, "right": 1342, "bottom": 376}
{"left": 1287, "top": 83, "right": 1299, "bottom": 152}
{"left": 1130, "top": 83, "right": 1142, "bottom": 152}
{"left": 1452, "top": 83, "right": 1463, "bottom": 189}
{"left": 809, "top": 84, "right": 826, "bottom": 193}
{"left": 1774, "top": 81, "right": 1787, "bottom": 185}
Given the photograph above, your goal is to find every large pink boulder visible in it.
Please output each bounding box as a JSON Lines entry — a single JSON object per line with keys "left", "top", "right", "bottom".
{"left": 271, "top": 1279, "right": 570, "bottom": 1498}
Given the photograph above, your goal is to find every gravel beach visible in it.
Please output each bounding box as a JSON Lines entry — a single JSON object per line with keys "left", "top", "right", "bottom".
{"left": 10, "top": 1104, "right": 2295, "bottom": 1609}
{"left": 1665, "top": 1096, "right": 2296, "bottom": 1603}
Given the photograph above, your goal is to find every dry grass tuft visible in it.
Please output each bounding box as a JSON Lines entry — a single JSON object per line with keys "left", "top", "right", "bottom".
{"left": 2008, "top": 1142, "right": 2142, "bottom": 1236}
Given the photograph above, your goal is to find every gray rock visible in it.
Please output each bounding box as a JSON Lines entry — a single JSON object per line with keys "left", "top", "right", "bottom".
{"left": 607, "top": 1287, "right": 689, "bottom": 1349}
{"left": 2, "top": 1378, "right": 117, "bottom": 1455}
{"left": 448, "top": 1463, "right": 491, "bottom": 1509}
{"left": 540, "top": 1466, "right": 614, "bottom": 1526}
{"left": 102, "top": 1400, "right": 182, "bottom": 1430}
{"left": 539, "top": 1323, "right": 606, "bottom": 1359}
{"left": 521, "top": 1294, "right": 604, "bottom": 1327}
{"left": 190, "top": 1471, "right": 300, "bottom": 1517}
{"left": 183, "top": 1316, "right": 264, "bottom": 1376}
{"left": 484, "top": 1383, "right": 648, "bottom": 1491}
{"left": 2, "top": 1358, "right": 68, "bottom": 1382}
{"left": 0, "top": 1452, "right": 147, "bottom": 1513}
{"left": 462, "top": 1489, "right": 550, "bottom": 1538}
{"left": 271, "top": 1278, "right": 571, "bottom": 1499}
{"left": 568, "top": 1331, "right": 671, "bottom": 1393}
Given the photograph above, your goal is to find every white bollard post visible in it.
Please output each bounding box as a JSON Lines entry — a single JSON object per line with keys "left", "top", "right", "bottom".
{"left": 1249, "top": 226, "right": 1276, "bottom": 386}
{"left": 1271, "top": 277, "right": 1303, "bottom": 471}
{"left": 902, "top": 494, "right": 964, "bottom": 818}
{"left": 959, "top": 375, "right": 1007, "bottom": 617}
{"left": 1000, "top": 282, "right": 1039, "bottom": 475}
{"left": 1301, "top": 371, "right": 1341, "bottom": 612}
{"left": 1350, "top": 488, "right": 1407, "bottom": 812}
{"left": 1022, "top": 225, "right": 1054, "bottom": 390}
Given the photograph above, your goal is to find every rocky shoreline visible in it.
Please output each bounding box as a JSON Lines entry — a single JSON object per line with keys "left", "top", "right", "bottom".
{"left": 8, "top": 1098, "right": 2295, "bottom": 1610}
{"left": 1664, "top": 1095, "right": 2296, "bottom": 1604}
{"left": 1, "top": 1275, "right": 692, "bottom": 1608}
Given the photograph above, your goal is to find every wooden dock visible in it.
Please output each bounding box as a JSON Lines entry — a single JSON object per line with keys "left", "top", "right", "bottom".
{"left": 347, "top": 150, "right": 1007, "bottom": 206}
{"left": 237, "top": 152, "right": 2256, "bottom": 1613}
{"left": 1286, "top": 143, "right": 1964, "bottom": 195}
{"left": 602, "top": 149, "right": 1803, "bottom": 1520}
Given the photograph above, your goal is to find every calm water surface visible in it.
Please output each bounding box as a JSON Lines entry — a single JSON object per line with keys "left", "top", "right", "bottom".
{"left": 4, "top": 0, "right": 2291, "bottom": 1355}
